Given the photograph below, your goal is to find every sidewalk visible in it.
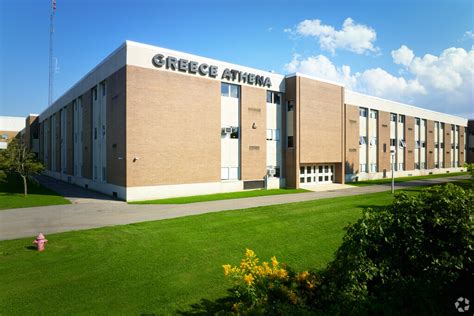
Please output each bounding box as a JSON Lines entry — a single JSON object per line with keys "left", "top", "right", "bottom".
{"left": 0, "top": 175, "right": 468, "bottom": 241}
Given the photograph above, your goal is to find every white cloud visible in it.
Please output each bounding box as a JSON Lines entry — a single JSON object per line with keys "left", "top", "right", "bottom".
{"left": 462, "top": 30, "right": 474, "bottom": 40}
{"left": 284, "top": 54, "right": 356, "bottom": 87}
{"left": 391, "top": 45, "right": 414, "bottom": 66}
{"left": 284, "top": 45, "right": 474, "bottom": 117}
{"left": 294, "top": 18, "right": 378, "bottom": 54}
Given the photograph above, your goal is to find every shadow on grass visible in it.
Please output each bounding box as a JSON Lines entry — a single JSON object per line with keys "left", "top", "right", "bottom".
{"left": 25, "top": 246, "right": 37, "bottom": 251}
{"left": 177, "top": 290, "right": 237, "bottom": 315}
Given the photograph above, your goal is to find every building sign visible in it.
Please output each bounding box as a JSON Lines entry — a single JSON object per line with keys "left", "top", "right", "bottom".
{"left": 152, "top": 54, "right": 272, "bottom": 88}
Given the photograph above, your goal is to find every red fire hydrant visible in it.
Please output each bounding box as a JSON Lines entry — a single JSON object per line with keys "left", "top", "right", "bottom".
{"left": 33, "top": 233, "right": 48, "bottom": 252}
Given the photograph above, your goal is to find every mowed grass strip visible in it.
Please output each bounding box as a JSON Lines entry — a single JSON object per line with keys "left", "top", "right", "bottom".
{"left": 0, "top": 186, "right": 431, "bottom": 315}
{"left": 348, "top": 171, "right": 468, "bottom": 186}
{"left": 0, "top": 174, "right": 70, "bottom": 210}
{"left": 129, "top": 188, "right": 309, "bottom": 204}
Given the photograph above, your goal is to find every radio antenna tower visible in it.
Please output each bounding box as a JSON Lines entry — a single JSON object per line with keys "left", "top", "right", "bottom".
{"left": 48, "top": 0, "right": 57, "bottom": 106}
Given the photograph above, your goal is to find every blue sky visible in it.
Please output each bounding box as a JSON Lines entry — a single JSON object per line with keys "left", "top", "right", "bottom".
{"left": 1, "top": 0, "right": 473, "bottom": 118}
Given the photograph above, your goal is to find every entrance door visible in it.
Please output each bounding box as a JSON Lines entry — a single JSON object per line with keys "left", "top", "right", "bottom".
{"left": 299, "top": 164, "right": 335, "bottom": 184}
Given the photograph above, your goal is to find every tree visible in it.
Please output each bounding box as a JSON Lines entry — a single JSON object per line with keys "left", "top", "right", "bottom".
{"left": 0, "top": 138, "right": 44, "bottom": 196}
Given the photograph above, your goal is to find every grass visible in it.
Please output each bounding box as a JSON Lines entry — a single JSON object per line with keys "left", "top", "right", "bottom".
{"left": 130, "top": 188, "right": 309, "bottom": 204}
{"left": 0, "top": 182, "right": 450, "bottom": 315}
{"left": 348, "top": 171, "right": 468, "bottom": 186}
{"left": 0, "top": 174, "right": 70, "bottom": 210}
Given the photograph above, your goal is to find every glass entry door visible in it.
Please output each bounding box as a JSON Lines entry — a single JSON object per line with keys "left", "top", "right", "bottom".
{"left": 299, "top": 164, "right": 335, "bottom": 184}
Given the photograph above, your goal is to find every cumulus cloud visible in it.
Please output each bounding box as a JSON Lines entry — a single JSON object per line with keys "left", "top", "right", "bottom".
{"left": 285, "top": 54, "right": 356, "bottom": 87}
{"left": 284, "top": 45, "right": 474, "bottom": 117}
{"left": 294, "top": 18, "right": 379, "bottom": 54}
{"left": 391, "top": 45, "right": 414, "bottom": 66}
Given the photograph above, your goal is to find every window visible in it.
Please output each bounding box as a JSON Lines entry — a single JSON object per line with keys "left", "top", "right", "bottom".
{"left": 390, "top": 138, "right": 396, "bottom": 147}
{"left": 221, "top": 167, "right": 239, "bottom": 180}
{"left": 359, "top": 136, "right": 367, "bottom": 145}
{"left": 398, "top": 163, "right": 404, "bottom": 171}
{"left": 266, "top": 91, "right": 281, "bottom": 105}
{"left": 369, "top": 137, "right": 377, "bottom": 146}
{"left": 440, "top": 142, "right": 444, "bottom": 149}
{"left": 360, "top": 164, "right": 367, "bottom": 173}
{"left": 287, "top": 136, "right": 294, "bottom": 148}
{"left": 230, "top": 127, "right": 239, "bottom": 139}
{"left": 266, "top": 129, "right": 280, "bottom": 141}
{"left": 92, "top": 86, "right": 97, "bottom": 101}
{"left": 434, "top": 122, "right": 439, "bottom": 129}
{"left": 266, "top": 91, "right": 272, "bottom": 103}
{"left": 415, "top": 162, "right": 420, "bottom": 169}
{"left": 287, "top": 101, "right": 294, "bottom": 111}
{"left": 100, "top": 81, "right": 106, "bottom": 97}
{"left": 440, "top": 122, "right": 445, "bottom": 130}
{"left": 390, "top": 113, "right": 397, "bottom": 122}
{"left": 1, "top": 134, "right": 8, "bottom": 140}
{"left": 221, "top": 83, "right": 240, "bottom": 98}
{"left": 421, "top": 119, "right": 426, "bottom": 127}
{"left": 399, "top": 139, "right": 406, "bottom": 148}
{"left": 398, "top": 115, "right": 405, "bottom": 123}
{"left": 415, "top": 118, "right": 420, "bottom": 126}
{"left": 421, "top": 162, "right": 426, "bottom": 169}
{"left": 421, "top": 141, "right": 426, "bottom": 148}
{"left": 359, "top": 108, "right": 368, "bottom": 118}
{"left": 452, "top": 125, "right": 455, "bottom": 132}
{"left": 370, "top": 163, "right": 377, "bottom": 173}
{"left": 369, "top": 110, "right": 378, "bottom": 119}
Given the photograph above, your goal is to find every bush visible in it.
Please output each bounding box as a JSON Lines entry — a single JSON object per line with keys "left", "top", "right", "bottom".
{"left": 317, "top": 183, "right": 473, "bottom": 315}
{"left": 210, "top": 183, "right": 473, "bottom": 315}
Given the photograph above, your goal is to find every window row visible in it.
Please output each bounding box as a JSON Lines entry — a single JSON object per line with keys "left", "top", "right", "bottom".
{"left": 266, "top": 129, "right": 280, "bottom": 141}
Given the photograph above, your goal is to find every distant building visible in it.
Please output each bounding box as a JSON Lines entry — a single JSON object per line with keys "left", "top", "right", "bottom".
{"left": 20, "top": 41, "right": 469, "bottom": 201}
{"left": 0, "top": 116, "right": 26, "bottom": 149}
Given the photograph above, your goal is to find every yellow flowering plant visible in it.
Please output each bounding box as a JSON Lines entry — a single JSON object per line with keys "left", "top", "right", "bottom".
{"left": 222, "top": 249, "right": 319, "bottom": 313}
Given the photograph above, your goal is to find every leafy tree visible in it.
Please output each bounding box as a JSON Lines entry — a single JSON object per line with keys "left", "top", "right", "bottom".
{"left": 0, "top": 138, "right": 44, "bottom": 196}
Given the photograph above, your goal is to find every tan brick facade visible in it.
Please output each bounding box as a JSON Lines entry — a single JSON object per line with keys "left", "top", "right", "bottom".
{"left": 240, "top": 86, "right": 267, "bottom": 181}
{"left": 426, "top": 120, "right": 435, "bottom": 169}
{"left": 106, "top": 67, "right": 127, "bottom": 187}
{"left": 405, "top": 116, "right": 415, "bottom": 170}
{"left": 344, "top": 104, "right": 359, "bottom": 175}
{"left": 82, "top": 90, "right": 93, "bottom": 179}
{"left": 444, "top": 123, "right": 452, "bottom": 168}
{"left": 299, "top": 77, "right": 344, "bottom": 164}
{"left": 66, "top": 103, "right": 74, "bottom": 175}
{"left": 378, "top": 111, "right": 391, "bottom": 173}
{"left": 126, "top": 66, "right": 221, "bottom": 187}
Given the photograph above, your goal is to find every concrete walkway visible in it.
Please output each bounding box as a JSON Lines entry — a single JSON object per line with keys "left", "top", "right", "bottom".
{"left": 0, "top": 175, "right": 468, "bottom": 241}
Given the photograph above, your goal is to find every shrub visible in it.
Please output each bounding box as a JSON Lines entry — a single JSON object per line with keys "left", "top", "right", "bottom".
{"left": 318, "top": 183, "right": 473, "bottom": 315}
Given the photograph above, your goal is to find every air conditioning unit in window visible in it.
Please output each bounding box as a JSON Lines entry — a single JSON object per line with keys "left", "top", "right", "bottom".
{"left": 221, "top": 127, "right": 232, "bottom": 135}
{"left": 267, "top": 168, "right": 276, "bottom": 177}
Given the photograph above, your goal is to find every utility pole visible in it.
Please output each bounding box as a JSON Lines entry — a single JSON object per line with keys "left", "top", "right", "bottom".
{"left": 48, "top": 0, "right": 56, "bottom": 106}
{"left": 391, "top": 149, "right": 395, "bottom": 194}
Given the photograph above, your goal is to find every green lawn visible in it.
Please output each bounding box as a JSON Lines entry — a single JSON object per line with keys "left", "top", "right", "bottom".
{"left": 0, "top": 174, "right": 70, "bottom": 210}
{"left": 130, "top": 188, "right": 309, "bottom": 204}
{"left": 0, "top": 183, "right": 446, "bottom": 315}
{"left": 348, "top": 171, "right": 468, "bottom": 186}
